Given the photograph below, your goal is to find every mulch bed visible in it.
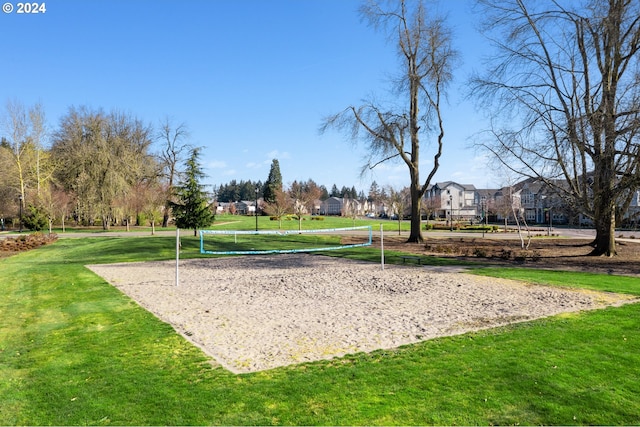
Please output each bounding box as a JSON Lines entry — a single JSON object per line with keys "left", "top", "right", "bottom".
{"left": 0, "top": 233, "right": 58, "bottom": 258}
{"left": 379, "top": 236, "right": 640, "bottom": 277}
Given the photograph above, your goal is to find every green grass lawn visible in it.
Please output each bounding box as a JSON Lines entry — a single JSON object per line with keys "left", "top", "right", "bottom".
{"left": 1, "top": 230, "right": 640, "bottom": 425}
{"left": 50, "top": 213, "right": 413, "bottom": 234}
{"left": 211, "top": 213, "right": 412, "bottom": 233}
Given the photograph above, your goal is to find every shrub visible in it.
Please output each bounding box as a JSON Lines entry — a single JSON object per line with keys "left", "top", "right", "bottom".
{"left": 514, "top": 252, "right": 528, "bottom": 262}
{"left": 473, "top": 247, "right": 487, "bottom": 257}
{"left": 136, "top": 213, "right": 147, "bottom": 226}
{"left": 510, "top": 249, "right": 542, "bottom": 263}
{"left": 499, "top": 248, "right": 512, "bottom": 260}
{"left": 437, "top": 245, "right": 454, "bottom": 254}
{"left": 22, "top": 204, "right": 48, "bottom": 231}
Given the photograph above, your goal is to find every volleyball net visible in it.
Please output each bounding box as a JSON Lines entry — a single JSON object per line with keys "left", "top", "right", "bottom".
{"left": 199, "top": 225, "right": 372, "bottom": 255}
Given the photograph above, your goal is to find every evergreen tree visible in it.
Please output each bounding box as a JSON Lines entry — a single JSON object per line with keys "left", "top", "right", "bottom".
{"left": 350, "top": 186, "right": 358, "bottom": 199}
{"left": 263, "top": 159, "right": 283, "bottom": 203}
{"left": 330, "top": 184, "right": 340, "bottom": 197}
{"left": 368, "top": 181, "right": 380, "bottom": 202}
{"left": 171, "top": 148, "right": 215, "bottom": 236}
{"left": 319, "top": 185, "right": 329, "bottom": 200}
{"left": 227, "top": 180, "right": 240, "bottom": 201}
{"left": 340, "top": 186, "right": 349, "bottom": 198}
{"left": 215, "top": 179, "right": 262, "bottom": 202}
{"left": 239, "top": 180, "right": 260, "bottom": 200}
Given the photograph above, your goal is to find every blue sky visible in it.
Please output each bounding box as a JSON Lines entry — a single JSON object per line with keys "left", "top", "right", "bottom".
{"left": 2, "top": 0, "right": 498, "bottom": 193}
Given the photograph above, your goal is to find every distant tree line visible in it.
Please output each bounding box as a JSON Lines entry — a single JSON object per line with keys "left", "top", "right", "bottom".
{"left": 215, "top": 180, "right": 264, "bottom": 203}
{"left": 215, "top": 180, "right": 365, "bottom": 203}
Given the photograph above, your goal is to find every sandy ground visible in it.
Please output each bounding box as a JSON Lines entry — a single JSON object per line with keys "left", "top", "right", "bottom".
{"left": 87, "top": 254, "right": 637, "bottom": 374}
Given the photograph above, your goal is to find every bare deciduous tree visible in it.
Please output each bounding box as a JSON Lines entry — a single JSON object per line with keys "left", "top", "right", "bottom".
{"left": 157, "top": 117, "right": 191, "bottom": 228}
{"left": 136, "top": 180, "right": 166, "bottom": 235}
{"left": 50, "top": 186, "right": 74, "bottom": 232}
{"left": 289, "top": 180, "right": 323, "bottom": 231}
{"left": 321, "top": 0, "right": 458, "bottom": 243}
{"left": 472, "top": 0, "right": 640, "bottom": 256}
{"left": 342, "top": 196, "right": 359, "bottom": 226}
{"left": 422, "top": 193, "right": 439, "bottom": 224}
{"left": 386, "top": 185, "right": 410, "bottom": 235}
{"left": 27, "top": 103, "right": 52, "bottom": 201}
{"left": 263, "top": 187, "right": 293, "bottom": 229}
{"left": 0, "top": 100, "right": 46, "bottom": 210}
{"left": 494, "top": 186, "right": 516, "bottom": 232}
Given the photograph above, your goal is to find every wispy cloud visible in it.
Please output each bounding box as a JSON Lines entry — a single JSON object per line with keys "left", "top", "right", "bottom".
{"left": 208, "top": 160, "right": 227, "bottom": 169}
{"left": 266, "top": 150, "right": 291, "bottom": 160}
{"left": 245, "top": 150, "right": 292, "bottom": 170}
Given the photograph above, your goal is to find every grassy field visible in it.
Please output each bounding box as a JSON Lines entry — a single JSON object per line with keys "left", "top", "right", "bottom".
{"left": 1, "top": 217, "right": 640, "bottom": 425}
{"left": 47, "top": 213, "right": 412, "bottom": 234}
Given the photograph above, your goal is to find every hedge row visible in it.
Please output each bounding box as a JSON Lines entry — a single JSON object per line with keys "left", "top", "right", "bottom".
{"left": 269, "top": 216, "right": 326, "bottom": 221}
{"left": 424, "top": 223, "right": 499, "bottom": 232}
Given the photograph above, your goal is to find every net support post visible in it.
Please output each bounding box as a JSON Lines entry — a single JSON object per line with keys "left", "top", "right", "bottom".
{"left": 176, "top": 228, "right": 180, "bottom": 287}
{"left": 380, "top": 223, "right": 385, "bottom": 270}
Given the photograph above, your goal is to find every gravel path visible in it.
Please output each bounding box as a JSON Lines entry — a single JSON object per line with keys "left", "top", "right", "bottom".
{"left": 87, "top": 254, "right": 637, "bottom": 373}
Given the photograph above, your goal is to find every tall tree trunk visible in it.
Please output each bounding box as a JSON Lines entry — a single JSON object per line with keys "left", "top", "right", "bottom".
{"left": 101, "top": 215, "right": 110, "bottom": 231}
{"left": 407, "top": 67, "right": 424, "bottom": 244}
{"left": 590, "top": 128, "right": 617, "bottom": 256}
{"left": 162, "top": 204, "right": 170, "bottom": 228}
{"left": 162, "top": 167, "right": 176, "bottom": 228}
{"left": 407, "top": 179, "right": 423, "bottom": 243}
{"left": 592, "top": 203, "right": 617, "bottom": 257}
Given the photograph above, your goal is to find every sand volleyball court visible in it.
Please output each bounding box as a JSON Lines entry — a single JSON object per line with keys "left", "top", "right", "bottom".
{"left": 87, "top": 254, "right": 636, "bottom": 373}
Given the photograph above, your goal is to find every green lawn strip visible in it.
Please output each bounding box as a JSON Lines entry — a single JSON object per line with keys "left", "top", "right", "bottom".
{"left": 319, "top": 246, "right": 474, "bottom": 267}
{"left": 1, "top": 237, "right": 640, "bottom": 424}
{"left": 209, "top": 214, "right": 410, "bottom": 232}
{"left": 470, "top": 267, "right": 640, "bottom": 296}
{"left": 52, "top": 214, "right": 413, "bottom": 234}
